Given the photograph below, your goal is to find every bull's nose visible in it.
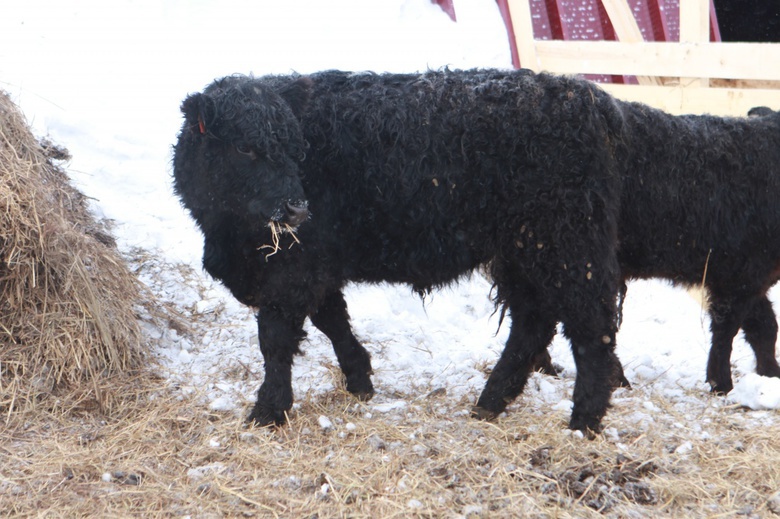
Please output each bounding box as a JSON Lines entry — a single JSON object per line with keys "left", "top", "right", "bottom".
{"left": 284, "top": 202, "right": 309, "bottom": 226}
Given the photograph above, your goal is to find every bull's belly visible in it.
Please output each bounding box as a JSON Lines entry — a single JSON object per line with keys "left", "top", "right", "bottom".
{"left": 346, "top": 233, "right": 487, "bottom": 289}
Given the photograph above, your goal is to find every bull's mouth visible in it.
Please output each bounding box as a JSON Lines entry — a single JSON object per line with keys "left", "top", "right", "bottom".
{"left": 248, "top": 199, "right": 310, "bottom": 228}
{"left": 260, "top": 200, "right": 307, "bottom": 260}
{"left": 260, "top": 220, "right": 302, "bottom": 260}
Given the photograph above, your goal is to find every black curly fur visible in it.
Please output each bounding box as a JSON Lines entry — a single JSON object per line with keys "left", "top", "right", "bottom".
{"left": 612, "top": 103, "right": 780, "bottom": 394}
{"left": 173, "top": 68, "right": 628, "bottom": 433}
{"left": 531, "top": 103, "right": 780, "bottom": 395}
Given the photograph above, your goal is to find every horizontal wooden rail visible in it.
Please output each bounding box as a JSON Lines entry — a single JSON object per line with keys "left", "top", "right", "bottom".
{"left": 531, "top": 40, "right": 780, "bottom": 81}
{"left": 599, "top": 83, "right": 780, "bottom": 116}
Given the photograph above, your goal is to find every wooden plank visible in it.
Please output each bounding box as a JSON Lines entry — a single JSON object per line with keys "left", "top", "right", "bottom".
{"left": 599, "top": 83, "right": 780, "bottom": 116}
{"left": 600, "top": 0, "right": 661, "bottom": 86}
{"left": 679, "top": 0, "right": 710, "bottom": 87}
{"left": 506, "top": 0, "right": 539, "bottom": 70}
{"left": 601, "top": 0, "right": 645, "bottom": 42}
{"left": 533, "top": 40, "right": 780, "bottom": 81}
{"left": 679, "top": 0, "right": 710, "bottom": 42}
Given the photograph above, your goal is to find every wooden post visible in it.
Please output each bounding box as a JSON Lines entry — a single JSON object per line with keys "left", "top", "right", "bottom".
{"left": 679, "top": 0, "right": 710, "bottom": 88}
{"left": 506, "top": 0, "right": 539, "bottom": 71}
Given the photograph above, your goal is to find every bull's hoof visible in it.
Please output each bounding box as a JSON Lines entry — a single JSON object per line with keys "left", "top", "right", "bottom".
{"left": 471, "top": 406, "right": 499, "bottom": 421}
{"left": 568, "top": 413, "right": 603, "bottom": 438}
{"left": 614, "top": 372, "right": 632, "bottom": 389}
{"left": 756, "top": 365, "right": 780, "bottom": 379}
{"left": 351, "top": 390, "right": 375, "bottom": 402}
{"left": 708, "top": 379, "right": 733, "bottom": 396}
{"left": 530, "top": 349, "right": 560, "bottom": 377}
{"left": 247, "top": 405, "right": 289, "bottom": 428}
{"left": 345, "top": 375, "right": 375, "bottom": 401}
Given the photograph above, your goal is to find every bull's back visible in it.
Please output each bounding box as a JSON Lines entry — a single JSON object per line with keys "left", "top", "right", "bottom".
{"left": 617, "top": 104, "right": 780, "bottom": 283}
{"left": 297, "top": 69, "right": 622, "bottom": 286}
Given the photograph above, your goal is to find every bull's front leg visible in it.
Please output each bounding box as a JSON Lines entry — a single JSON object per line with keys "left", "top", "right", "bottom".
{"left": 309, "top": 290, "right": 374, "bottom": 400}
{"left": 248, "top": 305, "right": 306, "bottom": 427}
{"left": 473, "top": 291, "right": 559, "bottom": 420}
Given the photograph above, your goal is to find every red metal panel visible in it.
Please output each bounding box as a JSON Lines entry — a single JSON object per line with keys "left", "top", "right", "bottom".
{"left": 630, "top": 0, "right": 669, "bottom": 42}
{"left": 432, "top": 0, "right": 457, "bottom": 21}
{"left": 709, "top": 0, "right": 721, "bottom": 42}
{"left": 542, "top": 0, "right": 564, "bottom": 39}
{"left": 651, "top": 0, "right": 721, "bottom": 42}
{"left": 496, "top": 0, "right": 521, "bottom": 68}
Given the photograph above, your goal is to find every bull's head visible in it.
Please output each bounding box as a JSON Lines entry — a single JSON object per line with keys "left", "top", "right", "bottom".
{"left": 173, "top": 75, "right": 312, "bottom": 229}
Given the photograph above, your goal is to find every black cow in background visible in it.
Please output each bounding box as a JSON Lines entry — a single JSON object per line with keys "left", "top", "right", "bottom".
{"left": 715, "top": 1, "right": 780, "bottom": 43}
{"left": 613, "top": 102, "right": 780, "bottom": 393}
{"left": 534, "top": 102, "right": 780, "bottom": 394}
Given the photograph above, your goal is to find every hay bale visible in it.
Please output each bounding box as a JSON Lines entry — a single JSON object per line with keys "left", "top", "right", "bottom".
{"left": 0, "top": 90, "right": 145, "bottom": 414}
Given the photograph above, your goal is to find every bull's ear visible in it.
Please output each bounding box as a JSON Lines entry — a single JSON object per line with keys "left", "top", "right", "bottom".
{"left": 278, "top": 77, "right": 312, "bottom": 118}
{"left": 181, "top": 93, "right": 213, "bottom": 135}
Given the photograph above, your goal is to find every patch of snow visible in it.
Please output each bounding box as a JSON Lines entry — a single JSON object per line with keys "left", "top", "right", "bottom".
{"left": 208, "top": 396, "right": 235, "bottom": 412}
{"left": 371, "top": 400, "right": 409, "bottom": 413}
{"left": 318, "top": 415, "right": 334, "bottom": 431}
{"left": 674, "top": 441, "right": 694, "bottom": 455}
{"left": 552, "top": 399, "right": 573, "bottom": 413}
{"left": 187, "top": 463, "right": 226, "bottom": 480}
{"left": 729, "top": 373, "right": 780, "bottom": 410}
{"left": 407, "top": 499, "right": 424, "bottom": 509}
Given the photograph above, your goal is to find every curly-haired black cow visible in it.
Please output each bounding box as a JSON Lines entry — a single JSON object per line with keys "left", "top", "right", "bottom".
{"left": 173, "top": 69, "right": 626, "bottom": 433}
{"left": 534, "top": 103, "right": 780, "bottom": 395}
{"left": 614, "top": 103, "right": 780, "bottom": 394}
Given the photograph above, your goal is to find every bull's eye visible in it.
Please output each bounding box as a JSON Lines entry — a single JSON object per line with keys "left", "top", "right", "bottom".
{"left": 236, "top": 144, "right": 257, "bottom": 160}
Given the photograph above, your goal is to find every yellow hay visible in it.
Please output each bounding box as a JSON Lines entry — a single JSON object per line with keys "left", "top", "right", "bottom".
{"left": 0, "top": 91, "right": 146, "bottom": 415}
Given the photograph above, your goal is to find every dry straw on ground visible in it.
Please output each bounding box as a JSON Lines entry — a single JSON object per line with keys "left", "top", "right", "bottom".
{"left": 3, "top": 374, "right": 779, "bottom": 518}
{"left": 0, "top": 90, "right": 146, "bottom": 417}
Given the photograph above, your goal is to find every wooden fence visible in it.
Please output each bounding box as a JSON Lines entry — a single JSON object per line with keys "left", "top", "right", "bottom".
{"left": 505, "top": 0, "right": 780, "bottom": 115}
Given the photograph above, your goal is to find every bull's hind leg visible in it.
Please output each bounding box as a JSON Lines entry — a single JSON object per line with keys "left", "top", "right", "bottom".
{"left": 248, "top": 306, "right": 306, "bottom": 427}
{"left": 741, "top": 295, "right": 780, "bottom": 379}
{"left": 473, "top": 288, "right": 558, "bottom": 420}
{"left": 563, "top": 314, "right": 619, "bottom": 434}
{"left": 529, "top": 348, "right": 560, "bottom": 376}
{"left": 530, "top": 342, "right": 630, "bottom": 389}
{"left": 706, "top": 294, "right": 749, "bottom": 394}
{"left": 559, "top": 262, "right": 622, "bottom": 433}
{"left": 310, "top": 290, "right": 374, "bottom": 400}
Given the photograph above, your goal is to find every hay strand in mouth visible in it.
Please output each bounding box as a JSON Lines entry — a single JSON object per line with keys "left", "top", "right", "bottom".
{"left": 260, "top": 221, "right": 300, "bottom": 261}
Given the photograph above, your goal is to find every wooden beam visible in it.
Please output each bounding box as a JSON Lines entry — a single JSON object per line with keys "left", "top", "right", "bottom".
{"left": 679, "top": 0, "right": 710, "bottom": 87}
{"left": 599, "top": 83, "right": 780, "bottom": 116}
{"left": 601, "top": 0, "right": 644, "bottom": 42}
{"left": 679, "top": 0, "right": 710, "bottom": 42}
{"left": 600, "top": 0, "right": 661, "bottom": 86}
{"left": 533, "top": 40, "right": 780, "bottom": 81}
{"left": 505, "top": 0, "right": 539, "bottom": 71}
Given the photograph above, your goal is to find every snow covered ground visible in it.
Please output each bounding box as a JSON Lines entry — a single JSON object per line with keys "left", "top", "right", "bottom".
{"left": 2, "top": 0, "right": 778, "bottom": 425}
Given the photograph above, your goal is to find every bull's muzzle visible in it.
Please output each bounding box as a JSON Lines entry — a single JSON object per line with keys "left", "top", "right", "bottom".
{"left": 284, "top": 201, "right": 309, "bottom": 226}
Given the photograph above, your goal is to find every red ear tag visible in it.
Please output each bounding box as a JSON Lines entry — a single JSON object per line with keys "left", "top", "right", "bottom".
{"left": 198, "top": 116, "right": 206, "bottom": 134}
